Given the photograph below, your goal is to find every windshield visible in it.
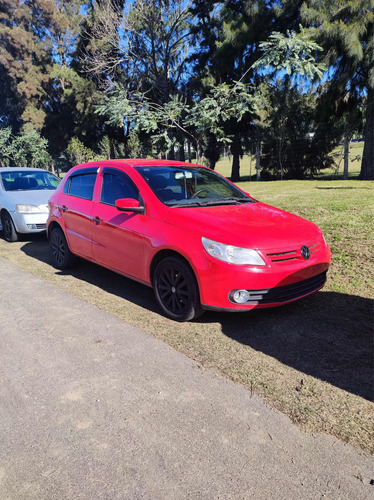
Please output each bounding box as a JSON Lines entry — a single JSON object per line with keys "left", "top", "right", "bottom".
{"left": 135, "top": 165, "right": 255, "bottom": 207}
{"left": 1, "top": 170, "right": 60, "bottom": 191}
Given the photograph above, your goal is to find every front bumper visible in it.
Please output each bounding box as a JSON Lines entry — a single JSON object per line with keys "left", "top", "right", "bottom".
{"left": 194, "top": 242, "right": 331, "bottom": 311}
{"left": 12, "top": 212, "right": 49, "bottom": 234}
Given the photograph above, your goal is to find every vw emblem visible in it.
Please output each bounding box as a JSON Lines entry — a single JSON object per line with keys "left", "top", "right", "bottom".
{"left": 301, "top": 245, "right": 310, "bottom": 260}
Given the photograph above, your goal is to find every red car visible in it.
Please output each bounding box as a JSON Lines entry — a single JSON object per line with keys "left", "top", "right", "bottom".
{"left": 47, "top": 159, "right": 330, "bottom": 321}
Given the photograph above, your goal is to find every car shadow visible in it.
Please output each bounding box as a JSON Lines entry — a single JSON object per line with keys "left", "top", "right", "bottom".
{"left": 19, "top": 237, "right": 373, "bottom": 402}
{"left": 18, "top": 236, "right": 158, "bottom": 312}
{"left": 204, "top": 293, "right": 373, "bottom": 402}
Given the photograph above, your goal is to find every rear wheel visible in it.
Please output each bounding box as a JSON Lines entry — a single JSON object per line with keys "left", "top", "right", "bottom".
{"left": 50, "top": 227, "right": 76, "bottom": 269}
{"left": 2, "top": 212, "right": 18, "bottom": 242}
{"left": 153, "top": 256, "right": 204, "bottom": 321}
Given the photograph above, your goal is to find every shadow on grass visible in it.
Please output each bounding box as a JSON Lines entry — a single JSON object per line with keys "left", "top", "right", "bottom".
{"left": 214, "top": 294, "right": 373, "bottom": 402}
{"left": 19, "top": 236, "right": 374, "bottom": 403}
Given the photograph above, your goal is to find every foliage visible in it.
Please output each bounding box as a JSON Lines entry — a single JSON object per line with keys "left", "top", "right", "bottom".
{"left": 253, "top": 27, "right": 327, "bottom": 80}
{"left": 0, "top": 1, "right": 371, "bottom": 178}
{"left": 65, "top": 137, "right": 98, "bottom": 166}
{"left": 96, "top": 81, "right": 258, "bottom": 160}
{"left": 259, "top": 80, "right": 339, "bottom": 179}
{"left": 0, "top": 126, "right": 51, "bottom": 168}
{"left": 301, "top": 0, "right": 374, "bottom": 179}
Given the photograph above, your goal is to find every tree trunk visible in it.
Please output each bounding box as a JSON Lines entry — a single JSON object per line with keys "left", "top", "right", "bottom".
{"left": 167, "top": 145, "right": 175, "bottom": 160}
{"left": 187, "top": 139, "right": 192, "bottom": 163}
{"left": 343, "top": 121, "right": 352, "bottom": 180}
{"left": 196, "top": 140, "right": 202, "bottom": 163}
{"left": 205, "top": 133, "right": 220, "bottom": 170}
{"left": 179, "top": 141, "right": 185, "bottom": 162}
{"left": 256, "top": 138, "right": 261, "bottom": 181}
{"left": 230, "top": 134, "right": 242, "bottom": 182}
{"left": 359, "top": 88, "right": 374, "bottom": 180}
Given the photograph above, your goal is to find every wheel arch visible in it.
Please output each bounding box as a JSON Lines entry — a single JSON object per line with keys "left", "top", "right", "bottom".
{"left": 1, "top": 208, "right": 16, "bottom": 229}
{"left": 149, "top": 249, "right": 199, "bottom": 290}
{"left": 1, "top": 208, "right": 12, "bottom": 220}
{"left": 47, "top": 220, "right": 64, "bottom": 240}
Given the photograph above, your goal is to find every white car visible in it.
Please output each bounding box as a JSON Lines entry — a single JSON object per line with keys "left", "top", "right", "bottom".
{"left": 0, "top": 167, "right": 60, "bottom": 242}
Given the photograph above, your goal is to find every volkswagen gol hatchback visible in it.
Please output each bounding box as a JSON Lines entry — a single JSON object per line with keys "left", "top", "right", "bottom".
{"left": 47, "top": 159, "right": 330, "bottom": 321}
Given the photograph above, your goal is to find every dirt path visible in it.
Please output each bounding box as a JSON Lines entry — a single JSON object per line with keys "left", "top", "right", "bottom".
{"left": 0, "top": 257, "right": 373, "bottom": 499}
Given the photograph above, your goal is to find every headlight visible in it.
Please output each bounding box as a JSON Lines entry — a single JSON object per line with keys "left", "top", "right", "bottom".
{"left": 15, "top": 204, "right": 42, "bottom": 213}
{"left": 202, "top": 237, "right": 266, "bottom": 266}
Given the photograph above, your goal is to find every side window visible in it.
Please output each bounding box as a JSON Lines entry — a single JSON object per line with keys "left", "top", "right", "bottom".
{"left": 101, "top": 172, "right": 139, "bottom": 206}
{"left": 65, "top": 173, "right": 97, "bottom": 200}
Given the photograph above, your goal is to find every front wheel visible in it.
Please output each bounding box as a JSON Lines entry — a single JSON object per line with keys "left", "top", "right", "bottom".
{"left": 153, "top": 256, "right": 204, "bottom": 321}
{"left": 2, "top": 212, "right": 18, "bottom": 242}
{"left": 50, "top": 227, "right": 76, "bottom": 269}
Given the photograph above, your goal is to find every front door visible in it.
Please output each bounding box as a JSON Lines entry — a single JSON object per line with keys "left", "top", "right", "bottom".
{"left": 92, "top": 167, "right": 147, "bottom": 282}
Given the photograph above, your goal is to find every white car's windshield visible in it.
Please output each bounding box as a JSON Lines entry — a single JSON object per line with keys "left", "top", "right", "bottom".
{"left": 1, "top": 171, "right": 60, "bottom": 191}
{"left": 135, "top": 165, "right": 256, "bottom": 207}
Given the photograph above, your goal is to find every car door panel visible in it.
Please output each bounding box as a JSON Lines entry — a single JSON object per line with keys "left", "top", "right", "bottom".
{"left": 91, "top": 168, "right": 147, "bottom": 282}
{"left": 59, "top": 169, "right": 97, "bottom": 259}
{"left": 60, "top": 197, "right": 94, "bottom": 259}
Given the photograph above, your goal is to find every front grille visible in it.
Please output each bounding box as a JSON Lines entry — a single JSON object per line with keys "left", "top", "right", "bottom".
{"left": 239, "top": 271, "right": 327, "bottom": 305}
{"left": 35, "top": 224, "right": 46, "bottom": 230}
{"left": 266, "top": 240, "right": 322, "bottom": 263}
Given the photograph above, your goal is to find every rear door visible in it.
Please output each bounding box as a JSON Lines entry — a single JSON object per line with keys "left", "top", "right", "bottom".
{"left": 91, "top": 167, "right": 147, "bottom": 282}
{"left": 59, "top": 167, "right": 97, "bottom": 259}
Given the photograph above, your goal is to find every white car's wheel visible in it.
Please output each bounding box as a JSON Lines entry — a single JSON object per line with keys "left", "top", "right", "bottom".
{"left": 2, "top": 212, "right": 18, "bottom": 242}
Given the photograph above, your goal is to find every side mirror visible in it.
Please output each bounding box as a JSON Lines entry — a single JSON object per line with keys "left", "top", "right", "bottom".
{"left": 115, "top": 198, "right": 144, "bottom": 214}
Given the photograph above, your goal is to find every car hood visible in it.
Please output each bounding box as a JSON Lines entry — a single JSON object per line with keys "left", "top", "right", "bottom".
{"left": 165, "top": 201, "right": 322, "bottom": 250}
{"left": 2, "top": 189, "right": 56, "bottom": 211}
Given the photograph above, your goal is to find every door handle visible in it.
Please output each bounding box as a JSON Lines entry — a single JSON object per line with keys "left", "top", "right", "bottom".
{"left": 92, "top": 216, "right": 101, "bottom": 224}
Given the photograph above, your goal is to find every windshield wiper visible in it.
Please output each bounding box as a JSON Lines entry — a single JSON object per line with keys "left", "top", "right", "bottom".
{"left": 169, "top": 197, "right": 255, "bottom": 208}
{"left": 195, "top": 197, "right": 254, "bottom": 207}
{"left": 170, "top": 201, "right": 203, "bottom": 207}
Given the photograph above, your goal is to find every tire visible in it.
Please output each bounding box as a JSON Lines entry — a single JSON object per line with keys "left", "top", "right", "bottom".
{"left": 50, "top": 227, "right": 76, "bottom": 269}
{"left": 2, "top": 212, "right": 18, "bottom": 242}
{"left": 153, "top": 256, "right": 204, "bottom": 321}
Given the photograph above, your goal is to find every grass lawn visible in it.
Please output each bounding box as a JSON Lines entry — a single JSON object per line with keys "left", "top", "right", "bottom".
{"left": 0, "top": 163, "right": 373, "bottom": 453}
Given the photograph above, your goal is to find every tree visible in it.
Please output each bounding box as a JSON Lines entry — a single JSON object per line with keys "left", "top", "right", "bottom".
{"left": 302, "top": 0, "right": 374, "bottom": 180}
{"left": 65, "top": 137, "right": 101, "bottom": 166}
{"left": 0, "top": 0, "right": 61, "bottom": 130}
{"left": 259, "top": 79, "right": 338, "bottom": 179}
{"left": 0, "top": 126, "right": 51, "bottom": 168}
{"left": 86, "top": 0, "right": 193, "bottom": 97}
{"left": 0, "top": 128, "right": 13, "bottom": 166}
{"left": 85, "top": 0, "right": 194, "bottom": 158}
{"left": 96, "top": 27, "right": 326, "bottom": 175}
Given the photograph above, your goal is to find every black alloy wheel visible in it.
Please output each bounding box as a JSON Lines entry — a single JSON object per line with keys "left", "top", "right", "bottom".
{"left": 50, "top": 227, "right": 76, "bottom": 269}
{"left": 154, "top": 256, "right": 204, "bottom": 321}
{"left": 2, "top": 212, "right": 18, "bottom": 242}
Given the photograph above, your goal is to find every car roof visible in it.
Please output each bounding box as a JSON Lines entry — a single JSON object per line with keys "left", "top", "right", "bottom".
{"left": 0, "top": 167, "right": 51, "bottom": 173}
{"left": 73, "top": 159, "right": 203, "bottom": 169}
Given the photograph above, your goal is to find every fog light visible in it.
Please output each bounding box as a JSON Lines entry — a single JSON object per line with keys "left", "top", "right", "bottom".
{"left": 27, "top": 224, "right": 37, "bottom": 229}
{"left": 231, "top": 289, "right": 250, "bottom": 304}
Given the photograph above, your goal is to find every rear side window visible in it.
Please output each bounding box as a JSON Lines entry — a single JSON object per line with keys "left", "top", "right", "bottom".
{"left": 64, "top": 172, "right": 97, "bottom": 200}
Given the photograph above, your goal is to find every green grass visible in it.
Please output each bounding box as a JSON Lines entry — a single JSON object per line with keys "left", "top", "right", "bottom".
{"left": 0, "top": 169, "right": 373, "bottom": 453}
